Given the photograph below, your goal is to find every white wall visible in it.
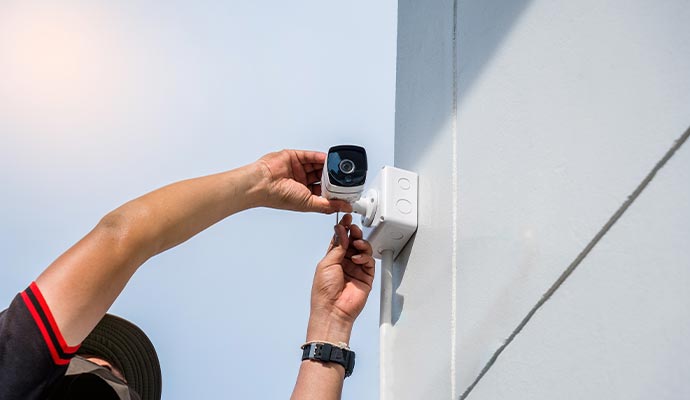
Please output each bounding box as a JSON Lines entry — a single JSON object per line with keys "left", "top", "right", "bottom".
{"left": 391, "top": 0, "right": 690, "bottom": 399}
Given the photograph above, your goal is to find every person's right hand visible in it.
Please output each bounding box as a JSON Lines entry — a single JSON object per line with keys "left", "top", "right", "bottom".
{"left": 255, "top": 149, "right": 352, "bottom": 214}
{"left": 306, "top": 213, "right": 375, "bottom": 344}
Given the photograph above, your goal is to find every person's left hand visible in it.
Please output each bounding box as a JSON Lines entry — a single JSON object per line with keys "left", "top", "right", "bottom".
{"left": 256, "top": 149, "right": 352, "bottom": 214}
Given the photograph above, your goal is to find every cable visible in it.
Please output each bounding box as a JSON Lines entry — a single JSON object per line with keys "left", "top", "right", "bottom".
{"left": 380, "top": 249, "right": 395, "bottom": 400}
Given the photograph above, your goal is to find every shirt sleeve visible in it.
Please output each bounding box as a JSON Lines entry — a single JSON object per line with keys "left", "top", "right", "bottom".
{"left": 0, "top": 282, "right": 81, "bottom": 400}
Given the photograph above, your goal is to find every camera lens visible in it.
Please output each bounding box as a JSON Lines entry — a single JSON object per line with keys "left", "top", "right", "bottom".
{"left": 326, "top": 145, "right": 367, "bottom": 188}
{"left": 339, "top": 159, "right": 356, "bottom": 174}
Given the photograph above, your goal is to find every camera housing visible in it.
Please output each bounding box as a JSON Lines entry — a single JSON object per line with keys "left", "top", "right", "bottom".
{"left": 321, "top": 145, "right": 368, "bottom": 203}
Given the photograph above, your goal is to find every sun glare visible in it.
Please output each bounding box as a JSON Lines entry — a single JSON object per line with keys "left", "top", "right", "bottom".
{"left": 0, "top": 4, "right": 125, "bottom": 116}
{"left": 0, "top": 3, "right": 148, "bottom": 169}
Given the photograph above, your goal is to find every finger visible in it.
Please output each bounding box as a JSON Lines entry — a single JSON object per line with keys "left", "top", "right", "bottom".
{"left": 289, "top": 153, "right": 309, "bottom": 184}
{"left": 294, "top": 150, "right": 327, "bottom": 166}
{"left": 304, "top": 164, "right": 323, "bottom": 175}
{"left": 338, "top": 214, "right": 352, "bottom": 247}
{"left": 342, "top": 263, "right": 375, "bottom": 285}
{"left": 344, "top": 255, "right": 376, "bottom": 281}
{"left": 345, "top": 246, "right": 363, "bottom": 260}
{"left": 329, "top": 221, "right": 350, "bottom": 247}
{"left": 323, "top": 224, "right": 349, "bottom": 262}
{"left": 345, "top": 238, "right": 373, "bottom": 259}
{"left": 339, "top": 213, "right": 353, "bottom": 227}
{"left": 306, "top": 197, "right": 352, "bottom": 214}
{"left": 351, "top": 254, "right": 376, "bottom": 270}
{"left": 326, "top": 228, "right": 338, "bottom": 253}
{"left": 349, "top": 224, "right": 363, "bottom": 241}
{"left": 311, "top": 183, "right": 322, "bottom": 197}
{"left": 352, "top": 239, "right": 373, "bottom": 256}
{"left": 335, "top": 201, "right": 353, "bottom": 213}
{"left": 305, "top": 171, "right": 321, "bottom": 185}
{"left": 350, "top": 252, "right": 372, "bottom": 264}
{"left": 307, "top": 197, "right": 353, "bottom": 214}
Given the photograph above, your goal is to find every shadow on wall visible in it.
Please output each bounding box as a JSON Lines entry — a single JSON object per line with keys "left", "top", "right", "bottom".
{"left": 395, "top": 0, "right": 533, "bottom": 164}
{"left": 390, "top": 232, "right": 415, "bottom": 325}
{"left": 393, "top": 0, "right": 534, "bottom": 321}
{"left": 455, "top": 0, "right": 534, "bottom": 107}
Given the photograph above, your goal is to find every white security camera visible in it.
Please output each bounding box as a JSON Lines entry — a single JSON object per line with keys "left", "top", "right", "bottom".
{"left": 321, "top": 145, "right": 368, "bottom": 203}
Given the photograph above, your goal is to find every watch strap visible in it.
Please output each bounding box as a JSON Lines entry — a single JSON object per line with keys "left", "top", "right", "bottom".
{"left": 301, "top": 342, "right": 355, "bottom": 377}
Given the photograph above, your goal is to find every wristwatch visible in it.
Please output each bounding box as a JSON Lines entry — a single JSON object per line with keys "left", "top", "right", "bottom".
{"left": 301, "top": 342, "right": 355, "bottom": 378}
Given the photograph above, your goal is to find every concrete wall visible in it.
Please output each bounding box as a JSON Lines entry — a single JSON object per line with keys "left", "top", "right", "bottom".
{"left": 390, "top": 0, "right": 690, "bottom": 399}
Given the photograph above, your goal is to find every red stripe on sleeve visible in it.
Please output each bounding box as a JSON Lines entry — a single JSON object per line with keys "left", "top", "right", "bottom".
{"left": 20, "top": 291, "right": 71, "bottom": 366}
{"left": 29, "top": 282, "right": 80, "bottom": 354}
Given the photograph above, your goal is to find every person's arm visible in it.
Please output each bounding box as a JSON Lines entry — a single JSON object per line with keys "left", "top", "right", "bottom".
{"left": 291, "top": 214, "right": 376, "bottom": 400}
{"left": 34, "top": 150, "right": 350, "bottom": 347}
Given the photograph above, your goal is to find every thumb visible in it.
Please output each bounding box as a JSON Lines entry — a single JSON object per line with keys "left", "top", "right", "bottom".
{"left": 307, "top": 196, "right": 353, "bottom": 214}
{"left": 322, "top": 224, "right": 349, "bottom": 264}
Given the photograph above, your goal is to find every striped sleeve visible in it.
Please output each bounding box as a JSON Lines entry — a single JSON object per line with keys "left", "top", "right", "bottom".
{"left": 0, "top": 282, "right": 81, "bottom": 400}
{"left": 19, "top": 282, "right": 81, "bottom": 365}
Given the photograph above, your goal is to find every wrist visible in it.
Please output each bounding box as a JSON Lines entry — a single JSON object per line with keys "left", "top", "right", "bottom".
{"left": 230, "top": 162, "right": 270, "bottom": 210}
{"left": 306, "top": 310, "right": 354, "bottom": 344}
{"left": 247, "top": 159, "right": 279, "bottom": 209}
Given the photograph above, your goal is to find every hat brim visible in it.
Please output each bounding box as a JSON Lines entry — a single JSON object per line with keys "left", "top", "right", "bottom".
{"left": 77, "top": 314, "right": 162, "bottom": 400}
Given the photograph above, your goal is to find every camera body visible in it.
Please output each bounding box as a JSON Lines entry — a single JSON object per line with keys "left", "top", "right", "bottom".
{"left": 321, "top": 145, "right": 368, "bottom": 203}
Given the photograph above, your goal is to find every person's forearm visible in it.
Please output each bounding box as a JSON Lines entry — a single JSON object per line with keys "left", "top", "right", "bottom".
{"left": 35, "top": 162, "right": 270, "bottom": 345}
{"left": 291, "top": 313, "right": 354, "bottom": 400}
{"left": 292, "top": 359, "right": 346, "bottom": 400}
{"left": 103, "top": 162, "right": 267, "bottom": 259}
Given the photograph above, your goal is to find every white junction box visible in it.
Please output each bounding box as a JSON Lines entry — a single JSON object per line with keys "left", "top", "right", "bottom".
{"left": 355, "top": 166, "right": 418, "bottom": 259}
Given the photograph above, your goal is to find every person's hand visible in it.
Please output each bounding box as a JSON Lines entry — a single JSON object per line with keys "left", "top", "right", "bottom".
{"left": 255, "top": 149, "right": 352, "bottom": 214}
{"left": 306, "top": 214, "right": 375, "bottom": 344}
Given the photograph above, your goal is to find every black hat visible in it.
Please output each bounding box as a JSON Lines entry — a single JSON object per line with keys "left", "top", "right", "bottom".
{"left": 77, "top": 314, "right": 162, "bottom": 400}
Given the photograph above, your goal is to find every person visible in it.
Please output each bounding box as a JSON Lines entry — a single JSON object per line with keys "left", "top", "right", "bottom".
{"left": 0, "top": 150, "right": 376, "bottom": 400}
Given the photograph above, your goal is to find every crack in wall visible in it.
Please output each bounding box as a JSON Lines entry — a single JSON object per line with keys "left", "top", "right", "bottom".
{"left": 458, "top": 125, "right": 690, "bottom": 400}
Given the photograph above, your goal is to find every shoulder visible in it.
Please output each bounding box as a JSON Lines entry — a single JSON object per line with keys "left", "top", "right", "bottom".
{"left": 0, "top": 283, "right": 80, "bottom": 400}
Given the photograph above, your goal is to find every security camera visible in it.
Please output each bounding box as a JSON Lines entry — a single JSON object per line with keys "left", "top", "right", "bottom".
{"left": 321, "top": 145, "right": 368, "bottom": 203}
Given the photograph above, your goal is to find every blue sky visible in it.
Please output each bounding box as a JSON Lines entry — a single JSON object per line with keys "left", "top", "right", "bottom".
{"left": 0, "top": 1, "right": 397, "bottom": 398}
